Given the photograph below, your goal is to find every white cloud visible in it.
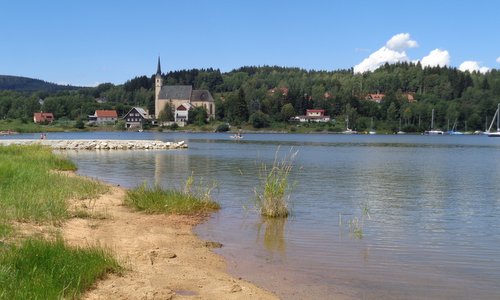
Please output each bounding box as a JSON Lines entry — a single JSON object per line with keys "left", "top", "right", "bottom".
{"left": 459, "top": 61, "right": 490, "bottom": 73}
{"left": 385, "top": 33, "right": 418, "bottom": 51}
{"left": 354, "top": 47, "right": 409, "bottom": 73}
{"left": 354, "top": 33, "right": 417, "bottom": 73}
{"left": 353, "top": 33, "right": 497, "bottom": 74}
{"left": 421, "top": 49, "right": 450, "bottom": 67}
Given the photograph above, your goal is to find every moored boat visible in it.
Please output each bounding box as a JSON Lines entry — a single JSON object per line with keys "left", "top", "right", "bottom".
{"left": 425, "top": 108, "right": 444, "bottom": 135}
{"left": 486, "top": 103, "right": 500, "bottom": 137}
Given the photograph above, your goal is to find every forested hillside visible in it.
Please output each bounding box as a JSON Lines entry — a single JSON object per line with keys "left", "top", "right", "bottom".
{"left": 0, "top": 75, "right": 80, "bottom": 92}
{"left": 1, "top": 63, "right": 499, "bottom": 132}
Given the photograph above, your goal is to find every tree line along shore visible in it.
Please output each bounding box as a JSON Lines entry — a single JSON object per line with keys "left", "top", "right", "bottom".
{"left": 1, "top": 63, "right": 500, "bottom": 134}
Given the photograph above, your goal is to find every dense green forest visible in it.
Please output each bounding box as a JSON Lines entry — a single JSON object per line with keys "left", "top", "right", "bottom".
{"left": 1, "top": 63, "right": 499, "bottom": 132}
{"left": 0, "top": 75, "right": 81, "bottom": 92}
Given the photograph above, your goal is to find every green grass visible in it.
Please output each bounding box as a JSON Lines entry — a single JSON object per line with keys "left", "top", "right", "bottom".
{"left": 125, "top": 178, "right": 220, "bottom": 215}
{"left": 0, "top": 222, "right": 12, "bottom": 239}
{"left": 0, "top": 237, "right": 121, "bottom": 300}
{"left": 0, "top": 145, "right": 122, "bottom": 299}
{"left": 255, "top": 148, "right": 297, "bottom": 218}
{"left": 0, "top": 145, "right": 108, "bottom": 224}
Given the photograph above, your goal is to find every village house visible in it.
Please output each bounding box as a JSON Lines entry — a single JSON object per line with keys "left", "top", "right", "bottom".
{"left": 365, "top": 92, "right": 415, "bottom": 103}
{"left": 154, "top": 57, "right": 215, "bottom": 126}
{"left": 88, "top": 110, "right": 118, "bottom": 125}
{"left": 33, "top": 112, "right": 54, "bottom": 124}
{"left": 404, "top": 92, "right": 416, "bottom": 103}
{"left": 365, "top": 93, "right": 385, "bottom": 103}
{"left": 174, "top": 103, "right": 192, "bottom": 124}
{"left": 291, "top": 109, "right": 331, "bottom": 123}
{"left": 123, "top": 107, "right": 151, "bottom": 129}
{"left": 268, "top": 87, "right": 289, "bottom": 96}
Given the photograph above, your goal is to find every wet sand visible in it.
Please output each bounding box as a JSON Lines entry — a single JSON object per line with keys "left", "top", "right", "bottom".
{"left": 63, "top": 186, "right": 278, "bottom": 299}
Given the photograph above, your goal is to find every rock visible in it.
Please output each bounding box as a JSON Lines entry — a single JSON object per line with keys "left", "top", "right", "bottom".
{"left": 230, "top": 284, "right": 242, "bottom": 293}
{"left": 205, "top": 241, "right": 223, "bottom": 249}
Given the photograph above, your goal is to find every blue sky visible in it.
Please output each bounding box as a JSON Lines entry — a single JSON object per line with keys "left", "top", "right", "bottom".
{"left": 1, "top": 0, "right": 499, "bottom": 86}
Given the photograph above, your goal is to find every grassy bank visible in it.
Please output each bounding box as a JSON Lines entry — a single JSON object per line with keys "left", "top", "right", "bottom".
{"left": 0, "top": 145, "right": 108, "bottom": 224}
{"left": 0, "top": 237, "right": 121, "bottom": 299}
{"left": 125, "top": 178, "right": 220, "bottom": 215}
{"left": 0, "top": 144, "right": 120, "bottom": 299}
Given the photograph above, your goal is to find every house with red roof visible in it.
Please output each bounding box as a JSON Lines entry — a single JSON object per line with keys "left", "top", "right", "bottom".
{"left": 88, "top": 110, "right": 118, "bottom": 125}
{"left": 365, "top": 93, "right": 385, "bottom": 103}
{"left": 33, "top": 112, "right": 54, "bottom": 124}
{"left": 291, "top": 109, "right": 331, "bottom": 123}
{"left": 174, "top": 103, "right": 192, "bottom": 125}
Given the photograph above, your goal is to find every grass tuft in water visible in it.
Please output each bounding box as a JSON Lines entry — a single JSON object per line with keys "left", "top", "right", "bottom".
{"left": 125, "top": 175, "right": 220, "bottom": 215}
{"left": 340, "top": 204, "right": 371, "bottom": 239}
{"left": 255, "top": 148, "right": 297, "bottom": 218}
{"left": 0, "top": 237, "right": 122, "bottom": 299}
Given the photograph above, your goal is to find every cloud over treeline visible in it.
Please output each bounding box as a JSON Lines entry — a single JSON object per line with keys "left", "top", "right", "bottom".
{"left": 353, "top": 33, "right": 490, "bottom": 74}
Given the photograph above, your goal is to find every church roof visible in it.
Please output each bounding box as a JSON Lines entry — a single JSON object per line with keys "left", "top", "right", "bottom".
{"left": 191, "top": 90, "right": 214, "bottom": 102}
{"left": 156, "top": 56, "right": 161, "bottom": 75}
{"left": 159, "top": 85, "right": 192, "bottom": 100}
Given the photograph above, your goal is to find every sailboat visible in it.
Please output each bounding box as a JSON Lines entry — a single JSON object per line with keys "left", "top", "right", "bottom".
{"left": 486, "top": 103, "right": 500, "bottom": 137}
{"left": 397, "top": 118, "right": 406, "bottom": 135}
{"left": 368, "top": 117, "right": 376, "bottom": 135}
{"left": 343, "top": 115, "right": 357, "bottom": 134}
{"left": 425, "top": 108, "right": 444, "bottom": 135}
{"left": 447, "top": 119, "right": 464, "bottom": 135}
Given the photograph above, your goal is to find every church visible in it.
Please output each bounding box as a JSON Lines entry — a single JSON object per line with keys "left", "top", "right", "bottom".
{"left": 154, "top": 57, "right": 215, "bottom": 124}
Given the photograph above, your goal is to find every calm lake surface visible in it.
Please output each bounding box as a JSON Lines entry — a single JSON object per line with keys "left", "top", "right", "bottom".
{"left": 7, "top": 132, "right": 500, "bottom": 299}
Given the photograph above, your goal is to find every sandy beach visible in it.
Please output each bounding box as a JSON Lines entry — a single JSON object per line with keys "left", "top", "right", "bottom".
{"left": 62, "top": 185, "right": 278, "bottom": 300}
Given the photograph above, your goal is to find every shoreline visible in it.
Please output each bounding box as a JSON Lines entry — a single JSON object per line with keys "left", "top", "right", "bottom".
{"left": 63, "top": 181, "right": 278, "bottom": 299}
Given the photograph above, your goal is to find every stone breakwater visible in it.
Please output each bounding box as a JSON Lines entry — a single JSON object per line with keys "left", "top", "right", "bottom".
{"left": 0, "top": 139, "right": 187, "bottom": 150}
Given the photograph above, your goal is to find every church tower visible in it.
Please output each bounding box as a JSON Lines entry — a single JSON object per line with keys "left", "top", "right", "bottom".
{"left": 154, "top": 56, "right": 163, "bottom": 118}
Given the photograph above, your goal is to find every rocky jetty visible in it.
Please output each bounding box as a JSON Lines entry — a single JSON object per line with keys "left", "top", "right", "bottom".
{"left": 0, "top": 139, "right": 187, "bottom": 150}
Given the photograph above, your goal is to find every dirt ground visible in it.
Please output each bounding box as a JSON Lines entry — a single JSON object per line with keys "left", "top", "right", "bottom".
{"left": 62, "top": 186, "right": 278, "bottom": 300}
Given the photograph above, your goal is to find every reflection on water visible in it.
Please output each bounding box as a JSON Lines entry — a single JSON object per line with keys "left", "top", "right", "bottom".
{"left": 54, "top": 132, "right": 500, "bottom": 300}
{"left": 257, "top": 217, "right": 287, "bottom": 255}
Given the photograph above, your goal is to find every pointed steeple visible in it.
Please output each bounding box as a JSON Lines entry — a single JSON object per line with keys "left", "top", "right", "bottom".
{"left": 156, "top": 56, "right": 162, "bottom": 76}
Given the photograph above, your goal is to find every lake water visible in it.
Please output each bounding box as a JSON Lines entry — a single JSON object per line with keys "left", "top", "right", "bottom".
{"left": 5, "top": 132, "right": 500, "bottom": 299}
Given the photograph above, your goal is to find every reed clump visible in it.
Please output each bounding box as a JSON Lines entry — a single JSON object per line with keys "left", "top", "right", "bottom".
{"left": 339, "top": 204, "right": 371, "bottom": 239}
{"left": 255, "top": 148, "right": 297, "bottom": 218}
{"left": 0, "top": 237, "right": 122, "bottom": 299}
{"left": 124, "top": 175, "right": 220, "bottom": 215}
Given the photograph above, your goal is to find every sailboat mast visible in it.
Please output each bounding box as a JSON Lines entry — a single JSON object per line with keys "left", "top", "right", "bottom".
{"left": 431, "top": 108, "right": 435, "bottom": 129}
{"left": 487, "top": 104, "right": 499, "bottom": 133}
{"left": 497, "top": 103, "right": 500, "bottom": 131}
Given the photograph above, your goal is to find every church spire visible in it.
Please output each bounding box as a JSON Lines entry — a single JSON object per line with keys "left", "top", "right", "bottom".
{"left": 156, "top": 56, "right": 162, "bottom": 75}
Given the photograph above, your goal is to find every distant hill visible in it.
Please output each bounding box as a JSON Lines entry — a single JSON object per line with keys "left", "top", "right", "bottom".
{"left": 0, "top": 75, "right": 82, "bottom": 92}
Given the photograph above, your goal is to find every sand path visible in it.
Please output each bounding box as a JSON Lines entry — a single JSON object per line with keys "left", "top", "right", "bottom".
{"left": 63, "top": 186, "right": 278, "bottom": 300}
